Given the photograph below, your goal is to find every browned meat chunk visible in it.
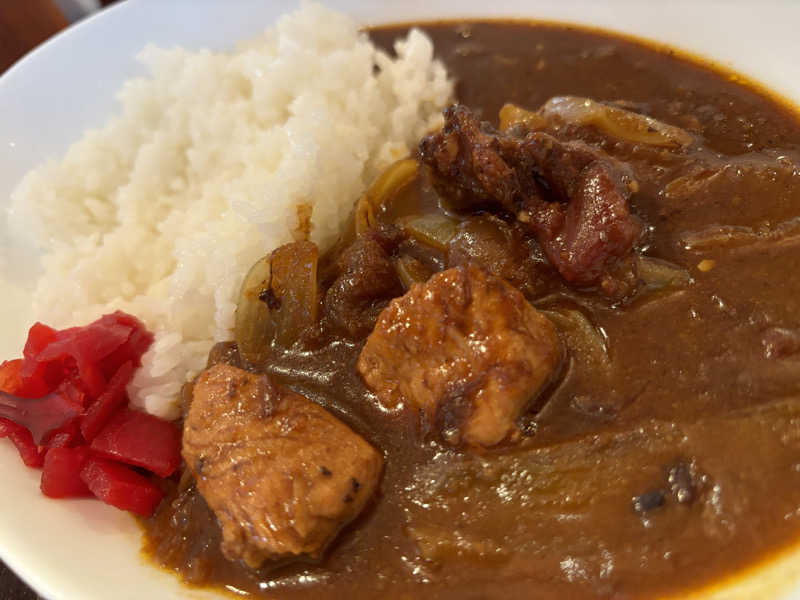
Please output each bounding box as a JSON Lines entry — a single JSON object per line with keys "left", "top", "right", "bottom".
{"left": 419, "top": 104, "right": 522, "bottom": 210}
{"left": 183, "top": 363, "right": 383, "bottom": 568}
{"left": 519, "top": 132, "right": 642, "bottom": 291}
{"left": 419, "top": 104, "right": 642, "bottom": 295}
{"left": 357, "top": 264, "right": 562, "bottom": 448}
{"left": 321, "top": 230, "right": 404, "bottom": 338}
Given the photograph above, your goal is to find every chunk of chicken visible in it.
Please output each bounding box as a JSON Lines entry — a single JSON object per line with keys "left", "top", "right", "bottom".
{"left": 183, "top": 363, "right": 383, "bottom": 568}
{"left": 357, "top": 264, "right": 562, "bottom": 448}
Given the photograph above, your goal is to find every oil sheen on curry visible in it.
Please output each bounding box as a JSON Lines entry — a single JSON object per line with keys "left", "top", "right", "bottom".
{"left": 141, "top": 21, "right": 800, "bottom": 599}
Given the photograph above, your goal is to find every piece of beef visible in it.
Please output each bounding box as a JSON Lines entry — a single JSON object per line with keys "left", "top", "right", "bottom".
{"left": 419, "top": 104, "right": 522, "bottom": 211}
{"left": 357, "top": 264, "right": 562, "bottom": 448}
{"left": 183, "top": 363, "right": 383, "bottom": 568}
{"left": 519, "top": 132, "right": 642, "bottom": 292}
{"left": 419, "top": 104, "right": 642, "bottom": 296}
{"left": 321, "top": 230, "right": 404, "bottom": 339}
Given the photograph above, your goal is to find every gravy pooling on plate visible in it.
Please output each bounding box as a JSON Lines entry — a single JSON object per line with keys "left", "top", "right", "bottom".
{"left": 142, "top": 21, "right": 800, "bottom": 599}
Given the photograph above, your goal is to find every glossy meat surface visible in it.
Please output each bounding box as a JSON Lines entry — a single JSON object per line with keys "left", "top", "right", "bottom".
{"left": 419, "top": 105, "right": 641, "bottom": 293}
{"left": 358, "top": 264, "right": 562, "bottom": 447}
{"left": 518, "top": 132, "right": 642, "bottom": 294}
{"left": 419, "top": 104, "right": 521, "bottom": 210}
{"left": 183, "top": 364, "right": 383, "bottom": 567}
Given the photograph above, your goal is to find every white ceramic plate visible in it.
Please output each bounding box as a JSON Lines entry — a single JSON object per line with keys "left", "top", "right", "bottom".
{"left": 2, "top": 1, "right": 800, "bottom": 598}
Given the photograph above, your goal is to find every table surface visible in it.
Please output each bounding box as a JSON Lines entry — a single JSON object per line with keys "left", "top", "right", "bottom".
{"left": 1, "top": 4, "right": 69, "bottom": 599}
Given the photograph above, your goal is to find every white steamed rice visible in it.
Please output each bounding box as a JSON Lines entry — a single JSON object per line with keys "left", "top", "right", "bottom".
{"left": 7, "top": 3, "right": 452, "bottom": 419}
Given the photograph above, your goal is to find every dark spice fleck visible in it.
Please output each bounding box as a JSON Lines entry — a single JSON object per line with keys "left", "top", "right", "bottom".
{"left": 517, "top": 413, "right": 538, "bottom": 436}
{"left": 259, "top": 288, "right": 281, "bottom": 310}
{"left": 633, "top": 489, "right": 666, "bottom": 514}
{"left": 343, "top": 494, "right": 354, "bottom": 504}
{"left": 351, "top": 477, "right": 361, "bottom": 492}
{"left": 320, "top": 466, "right": 332, "bottom": 477}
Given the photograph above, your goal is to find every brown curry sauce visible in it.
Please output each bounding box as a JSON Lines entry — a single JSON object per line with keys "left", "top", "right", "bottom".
{"left": 141, "top": 21, "right": 800, "bottom": 599}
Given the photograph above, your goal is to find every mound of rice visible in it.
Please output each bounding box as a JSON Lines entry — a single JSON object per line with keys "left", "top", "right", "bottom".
{"left": 7, "top": 3, "right": 452, "bottom": 419}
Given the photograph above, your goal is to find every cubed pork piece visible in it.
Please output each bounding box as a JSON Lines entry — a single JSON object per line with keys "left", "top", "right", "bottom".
{"left": 183, "top": 363, "right": 383, "bottom": 568}
{"left": 357, "top": 264, "right": 562, "bottom": 448}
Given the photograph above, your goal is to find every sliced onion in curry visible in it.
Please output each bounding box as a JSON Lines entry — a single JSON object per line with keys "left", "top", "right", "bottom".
{"left": 501, "top": 96, "right": 694, "bottom": 149}
{"left": 394, "top": 254, "right": 434, "bottom": 289}
{"left": 635, "top": 255, "right": 692, "bottom": 290}
{"left": 234, "top": 241, "right": 319, "bottom": 363}
{"left": 396, "top": 213, "right": 460, "bottom": 251}
{"left": 541, "top": 307, "right": 610, "bottom": 373}
{"left": 355, "top": 158, "right": 419, "bottom": 235}
{"left": 234, "top": 255, "right": 272, "bottom": 363}
{"left": 681, "top": 218, "right": 800, "bottom": 252}
{"left": 498, "top": 103, "right": 548, "bottom": 132}
{"left": 542, "top": 96, "right": 694, "bottom": 148}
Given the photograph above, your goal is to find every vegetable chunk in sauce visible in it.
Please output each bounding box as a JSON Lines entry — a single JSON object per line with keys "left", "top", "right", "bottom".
{"left": 142, "top": 21, "right": 800, "bottom": 600}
